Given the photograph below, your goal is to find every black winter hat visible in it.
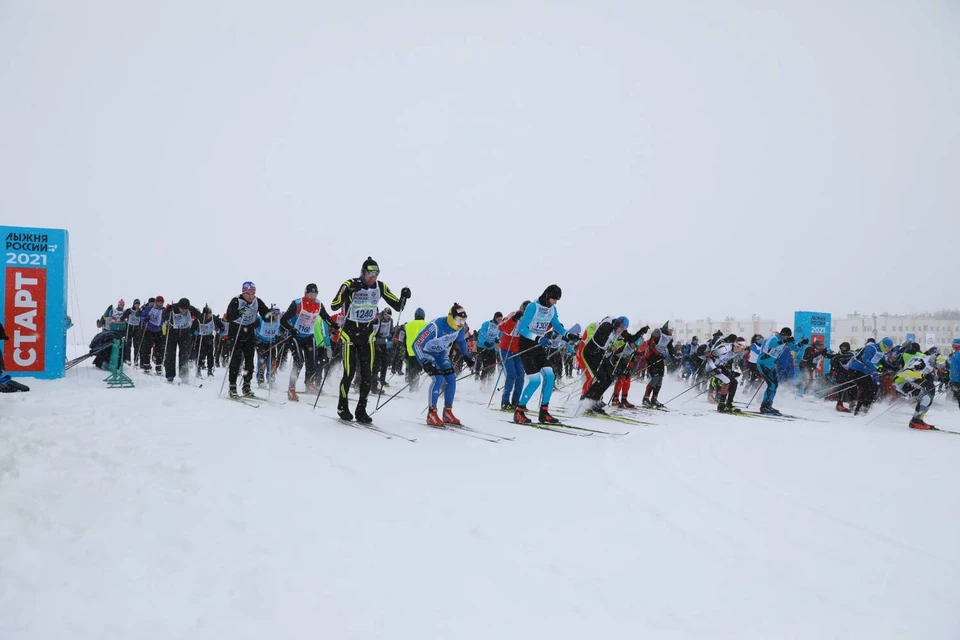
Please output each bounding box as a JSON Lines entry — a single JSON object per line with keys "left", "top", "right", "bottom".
{"left": 361, "top": 257, "right": 379, "bottom": 275}
{"left": 543, "top": 284, "right": 562, "bottom": 300}
{"left": 178, "top": 298, "right": 190, "bottom": 309}
{"left": 133, "top": 298, "right": 141, "bottom": 305}
{"left": 305, "top": 283, "right": 319, "bottom": 294}
{"left": 780, "top": 327, "right": 793, "bottom": 337}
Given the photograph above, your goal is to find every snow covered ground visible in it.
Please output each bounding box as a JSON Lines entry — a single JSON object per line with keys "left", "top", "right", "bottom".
{"left": 3, "top": 360, "right": 960, "bottom": 639}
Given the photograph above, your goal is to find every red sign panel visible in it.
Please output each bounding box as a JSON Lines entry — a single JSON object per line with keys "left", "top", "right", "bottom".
{"left": 4, "top": 267, "right": 46, "bottom": 372}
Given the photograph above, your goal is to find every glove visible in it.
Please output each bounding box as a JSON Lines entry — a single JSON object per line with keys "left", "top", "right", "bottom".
{"left": 911, "top": 359, "right": 926, "bottom": 371}
{"left": 638, "top": 325, "right": 650, "bottom": 336}
{"left": 564, "top": 332, "right": 580, "bottom": 343}
{"left": 799, "top": 338, "right": 809, "bottom": 346}
{"left": 400, "top": 287, "right": 411, "bottom": 299}
{"left": 422, "top": 361, "right": 438, "bottom": 375}
{"left": 463, "top": 355, "right": 476, "bottom": 368}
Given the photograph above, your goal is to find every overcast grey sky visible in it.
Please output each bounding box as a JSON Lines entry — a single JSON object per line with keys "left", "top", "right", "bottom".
{"left": 2, "top": 0, "right": 958, "bottom": 338}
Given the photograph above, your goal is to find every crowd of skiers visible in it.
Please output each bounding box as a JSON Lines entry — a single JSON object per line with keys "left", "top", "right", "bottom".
{"left": 80, "top": 256, "right": 960, "bottom": 431}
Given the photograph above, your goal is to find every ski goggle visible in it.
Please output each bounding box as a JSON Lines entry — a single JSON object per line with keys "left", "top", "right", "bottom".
{"left": 363, "top": 268, "right": 379, "bottom": 276}
{"left": 452, "top": 309, "right": 467, "bottom": 319}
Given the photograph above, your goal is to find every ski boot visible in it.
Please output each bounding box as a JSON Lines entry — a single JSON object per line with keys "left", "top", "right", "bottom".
{"left": 442, "top": 406, "right": 461, "bottom": 425}
{"left": 501, "top": 402, "right": 512, "bottom": 411}
{"left": 427, "top": 407, "right": 444, "bottom": 426}
{"left": 539, "top": 404, "right": 560, "bottom": 424}
{"left": 725, "top": 403, "right": 741, "bottom": 414}
{"left": 611, "top": 398, "right": 623, "bottom": 408}
{"left": 759, "top": 403, "right": 781, "bottom": 416}
{"left": 0, "top": 374, "right": 29, "bottom": 392}
{"left": 354, "top": 404, "right": 373, "bottom": 425}
{"left": 587, "top": 400, "right": 607, "bottom": 415}
{"left": 306, "top": 381, "right": 321, "bottom": 395}
{"left": 165, "top": 376, "right": 175, "bottom": 383}
{"left": 650, "top": 398, "right": 666, "bottom": 409}
{"left": 620, "top": 398, "right": 636, "bottom": 409}
{"left": 228, "top": 384, "right": 239, "bottom": 399}
{"left": 242, "top": 383, "right": 255, "bottom": 398}
{"left": 909, "top": 418, "right": 934, "bottom": 430}
{"left": 288, "top": 387, "right": 300, "bottom": 402}
{"left": 642, "top": 397, "right": 653, "bottom": 408}
{"left": 513, "top": 405, "right": 532, "bottom": 424}
{"left": 337, "top": 400, "right": 354, "bottom": 422}
{"left": 835, "top": 402, "right": 850, "bottom": 413}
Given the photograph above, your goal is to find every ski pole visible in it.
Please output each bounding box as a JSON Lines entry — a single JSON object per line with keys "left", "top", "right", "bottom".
{"left": 486, "top": 356, "right": 506, "bottom": 408}
{"left": 372, "top": 380, "right": 413, "bottom": 414}
{"left": 662, "top": 381, "right": 705, "bottom": 405}
{"left": 218, "top": 325, "right": 242, "bottom": 398}
{"left": 745, "top": 381, "right": 766, "bottom": 408}
{"left": 866, "top": 396, "right": 904, "bottom": 425}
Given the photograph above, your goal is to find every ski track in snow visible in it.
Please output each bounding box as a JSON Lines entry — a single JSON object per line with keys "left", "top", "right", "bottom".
{"left": 2, "top": 362, "right": 960, "bottom": 640}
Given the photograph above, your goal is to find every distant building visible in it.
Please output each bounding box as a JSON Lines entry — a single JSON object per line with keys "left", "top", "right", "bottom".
{"left": 674, "top": 315, "right": 780, "bottom": 344}
{"left": 832, "top": 313, "right": 960, "bottom": 351}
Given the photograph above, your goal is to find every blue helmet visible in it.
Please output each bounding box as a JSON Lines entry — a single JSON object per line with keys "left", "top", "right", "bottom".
{"left": 614, "top": 316, "right": 629, "bottom": 329}
{"left": 879, "top": 337, "right": 894, "bottom": 353}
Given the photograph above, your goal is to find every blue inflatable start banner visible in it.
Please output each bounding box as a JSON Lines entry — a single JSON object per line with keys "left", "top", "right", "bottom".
{"left": 1, "top": 225, "right": 70, "bottom": 379}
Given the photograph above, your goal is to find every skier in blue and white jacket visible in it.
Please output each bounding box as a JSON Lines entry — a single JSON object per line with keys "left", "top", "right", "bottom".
{"left": 512, "top": 284, "right": 579, "bottom": 425}
{"left": 476, "top": 312, "right": 503, "bottom": 381}
{"left": 756, "top": 326, "right": 795, "bottom": 415}
{"left": 414, "top": 303, "right": 474, "bottom": 427}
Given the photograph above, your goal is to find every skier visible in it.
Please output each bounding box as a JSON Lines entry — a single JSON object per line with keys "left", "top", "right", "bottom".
{"left": 580, "top": 316, "right": 647, "bottom": 413}
{"left": 755, "top": 327, "right": 798, "bottom": 415}
{"left": 844, "top": 336, "right": 894, "bottom": 416}
{"left": 681, "top": 336, "right": 699, "bottom": 381}
{"left": 162, "top": 298, "right": 202, "bottom": 382}
{"left": 639, "top": 320, "right": 677, "bottom": 408}
{"left": 476, "top": 312, "right": 503, "bottom": 382}
{"left": 705, "top": 334, "right": 746, "bottom": 413}
{"left": 120, "top": 299, "right": 143, "bottom": 364}
{"left": 403, "top": 308, "right": 428, "bottom": 391}
{"left": 496, "top": 301, "right": 530, "bottom": 410}
{"left": 413, "top": 303, "right": 474, "bottom": 426}
{"left": 330, "top": 257, "right": 410, "bottom": 423}
{"left": 827, "top": 342, "right": 856, "bottom": 412}
{"left": 743, "top": 334, "right": 763, "bottom": 390}
{"left": 371, "top": 308, "right": 394, "bottom": 393}
{"left": 512, "top": 285, "right": 579, "bottom": 425}
{"left": 138, "top": 296, "right": 166, "bottom": 374}
{"left": 255, "top": 304, "right": 283, "bottom": 388}
{"left": 313, "top": 308, "right": 335, "bottom": 389}
{"left": 280, "top": 283, "right": 333, "bottom": 401}
{"left": 894, "top": 349, "right": 938, "bottom": 430}
{"left": 224, "top": 282, "right": 273, "bottom": 398}
{"left": 195, "top": 306, "right": 222, "bottom": 378}
{"left": 951, "top": 338, "right": 960, "bottom": 409}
